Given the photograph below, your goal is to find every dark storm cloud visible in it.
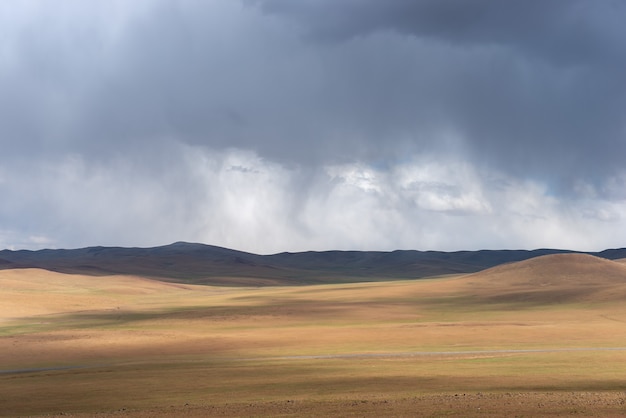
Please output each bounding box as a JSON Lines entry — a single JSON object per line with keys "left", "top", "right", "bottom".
{"left": 250, "top": 0, "right": 626, "bottom": 187}
{"left": 3, "top": 0, "right": 624, "bottom": 182}
{"left": 252, "top": 0, "right": 626, "bottom": 66}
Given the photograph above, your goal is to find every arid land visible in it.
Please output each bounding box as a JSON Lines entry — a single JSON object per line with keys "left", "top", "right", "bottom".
{"left": 2, "top": 253, "right": 626, "bottom": 416}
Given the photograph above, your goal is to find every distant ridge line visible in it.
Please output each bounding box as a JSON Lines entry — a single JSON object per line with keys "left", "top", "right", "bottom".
{"left": 0, "top": 242, "right": 625, "bottom": 286}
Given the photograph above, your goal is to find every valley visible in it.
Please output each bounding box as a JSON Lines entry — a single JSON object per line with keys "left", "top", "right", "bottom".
{"left": 1, "top": 251, "right": 626, "bottom": 416}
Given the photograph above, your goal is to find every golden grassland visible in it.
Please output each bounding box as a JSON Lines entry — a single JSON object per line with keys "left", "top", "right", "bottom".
{"left": 2, "top": 255, "right": 626, "bottom": 416}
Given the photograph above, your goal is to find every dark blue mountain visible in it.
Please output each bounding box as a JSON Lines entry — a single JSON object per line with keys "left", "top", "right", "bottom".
{"left": 0, "top": 242, "right": 624, "bottom": 285}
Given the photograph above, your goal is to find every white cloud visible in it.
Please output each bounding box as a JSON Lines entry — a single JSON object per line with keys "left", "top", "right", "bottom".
{"left": 183, "top": 147, "right": 300, "bottom": 252}
{"left": 326, "top": 164, "right": 382, "bottom": 194}
{"left": 1, "top": 146, "right": 626, "bottom": 253}
{"left": 393, "top": 159, "right": 491, "bottom": 214}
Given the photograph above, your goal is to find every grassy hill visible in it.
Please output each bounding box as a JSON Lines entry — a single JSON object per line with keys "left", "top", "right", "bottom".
{"left": 451, "top": 253, "right": 626, "bottom": 304}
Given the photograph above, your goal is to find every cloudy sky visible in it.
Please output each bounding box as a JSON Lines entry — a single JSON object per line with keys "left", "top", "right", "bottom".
{"left": 1, "top": 0, "right": 625, "bottom": 253}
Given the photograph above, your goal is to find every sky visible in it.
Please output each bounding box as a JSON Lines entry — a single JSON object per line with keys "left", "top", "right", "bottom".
{"left": 1, "top": 0, "right": 625, "bottom": 254}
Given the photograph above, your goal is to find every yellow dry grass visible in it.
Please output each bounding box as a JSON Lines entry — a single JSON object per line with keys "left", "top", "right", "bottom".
{"left": 1, "top": 257, "right": 626, "bottom": 416}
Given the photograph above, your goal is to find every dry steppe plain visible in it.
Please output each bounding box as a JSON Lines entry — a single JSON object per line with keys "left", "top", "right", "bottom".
{"left": 2, "top": 254, "right": 626, "bottom": 416}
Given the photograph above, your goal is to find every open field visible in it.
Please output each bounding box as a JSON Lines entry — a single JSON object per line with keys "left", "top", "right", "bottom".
{"left": 2, "top": 254, "right": 626, "bottom": 416}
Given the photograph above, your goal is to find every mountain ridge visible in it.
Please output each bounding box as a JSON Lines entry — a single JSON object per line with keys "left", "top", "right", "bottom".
{"left": 1, "top": 242, "right": 625, "bottom": 285}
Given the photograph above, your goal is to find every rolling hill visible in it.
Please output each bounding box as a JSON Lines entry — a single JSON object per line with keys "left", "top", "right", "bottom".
{"left": 453, "top": 253, "right": 626, "bottom": 304}
{"left": 0, "top": 268, "right": 194, "bottom": 319}
{"left": 0, "top": 242, "right": 625, "bottom": 285}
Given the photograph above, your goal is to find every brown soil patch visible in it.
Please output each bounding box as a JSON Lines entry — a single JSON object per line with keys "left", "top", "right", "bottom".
{"left": 41, "top": 392, "right": 626, "bottom": 417}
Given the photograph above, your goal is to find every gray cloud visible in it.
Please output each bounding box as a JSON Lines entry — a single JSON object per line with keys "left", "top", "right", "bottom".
{"left": 252, "top": 0, "right": 626, "bottom": 66}
{"left": 1, "top": 0, "right": 625, "bottom": 251}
